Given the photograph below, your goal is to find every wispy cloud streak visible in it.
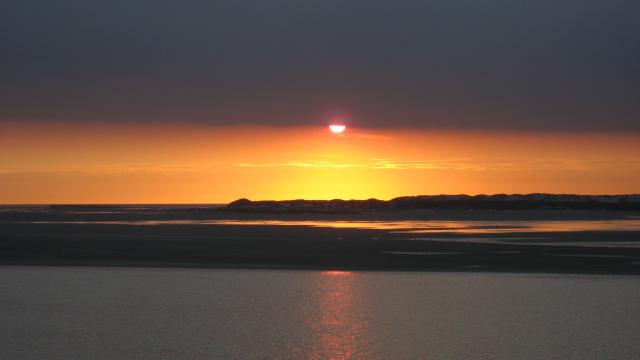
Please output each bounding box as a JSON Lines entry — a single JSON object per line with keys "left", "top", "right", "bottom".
{"left": 237, "top": 158, "right": 640, "bottom": 172}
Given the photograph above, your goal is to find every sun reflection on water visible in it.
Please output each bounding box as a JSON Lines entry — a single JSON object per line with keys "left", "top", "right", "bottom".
{"left": 307, "top": 270, "right": 367, "bottom": 360}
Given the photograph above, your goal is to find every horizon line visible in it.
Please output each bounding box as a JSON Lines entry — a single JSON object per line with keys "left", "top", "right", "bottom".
{"left": 3, "top": 193, "right": 640, "bottom": 206}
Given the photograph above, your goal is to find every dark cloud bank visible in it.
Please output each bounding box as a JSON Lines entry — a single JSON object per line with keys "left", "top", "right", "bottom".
{"left": 2, "top": 0, "right": 639, "bottom": 131}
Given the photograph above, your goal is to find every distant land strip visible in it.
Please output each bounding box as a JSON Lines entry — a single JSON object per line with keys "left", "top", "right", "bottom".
{"left": 219, "top": 194, "right": 640, "bottom": 213}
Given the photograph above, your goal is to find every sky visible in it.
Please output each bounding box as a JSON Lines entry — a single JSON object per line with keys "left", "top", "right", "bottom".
{"left": 1, "top": 1, "right": 639, "bottom": 202}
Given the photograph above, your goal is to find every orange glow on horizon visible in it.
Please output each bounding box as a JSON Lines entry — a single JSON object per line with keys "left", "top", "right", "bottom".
{"left": 1, "top": 121, "right": 639, "bottom": 203}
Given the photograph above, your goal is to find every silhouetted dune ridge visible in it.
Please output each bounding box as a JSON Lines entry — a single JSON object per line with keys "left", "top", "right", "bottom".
{"left": 225, "top": 194, "right": 640, "bottom": 213}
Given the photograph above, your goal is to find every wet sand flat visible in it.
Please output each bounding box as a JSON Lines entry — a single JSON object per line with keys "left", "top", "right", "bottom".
{"left": 1, "top": 208, "right": 640, "bottom": 274}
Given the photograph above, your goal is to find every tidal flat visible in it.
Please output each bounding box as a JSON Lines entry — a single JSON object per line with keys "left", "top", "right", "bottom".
{"left": 2, "top": 206, "right": 640, "bottom": 274}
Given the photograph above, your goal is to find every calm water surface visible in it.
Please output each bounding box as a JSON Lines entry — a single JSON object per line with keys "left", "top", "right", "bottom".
{"left": 1, "top": 267, "right": 640, "bottom": 360}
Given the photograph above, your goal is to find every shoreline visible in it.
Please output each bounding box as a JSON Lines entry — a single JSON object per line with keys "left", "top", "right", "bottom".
{"left": 3, "top": 260, "right": 640, "bottom": 277}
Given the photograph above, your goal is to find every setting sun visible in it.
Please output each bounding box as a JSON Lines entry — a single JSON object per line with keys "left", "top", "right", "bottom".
{"left": 329, "top": 124, "right": 346, "bottom": 134}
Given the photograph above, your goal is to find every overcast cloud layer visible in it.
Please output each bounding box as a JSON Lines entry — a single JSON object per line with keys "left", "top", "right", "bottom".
{"left": 2, "top": 0, "right": 639, "bottom": 130}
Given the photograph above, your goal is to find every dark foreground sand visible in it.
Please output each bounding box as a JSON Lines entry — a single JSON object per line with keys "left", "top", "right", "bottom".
{"left": 1, "top": 208, "right": 640, "bottom": 274}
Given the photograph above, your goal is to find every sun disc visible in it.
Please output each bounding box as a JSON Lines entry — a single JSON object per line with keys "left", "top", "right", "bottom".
{"left": 329, "top": 124, "right": 346, "bottom": 134}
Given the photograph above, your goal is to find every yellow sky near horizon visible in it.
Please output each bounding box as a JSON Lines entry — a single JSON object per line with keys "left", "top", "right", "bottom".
{"left": 1, "top": 122, "right": 639, "bottom": 203}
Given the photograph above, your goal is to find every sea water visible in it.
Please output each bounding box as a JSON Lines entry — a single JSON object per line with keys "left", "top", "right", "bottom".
{"left": 1, "top": 267, "right": 639, "bottom": 359}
